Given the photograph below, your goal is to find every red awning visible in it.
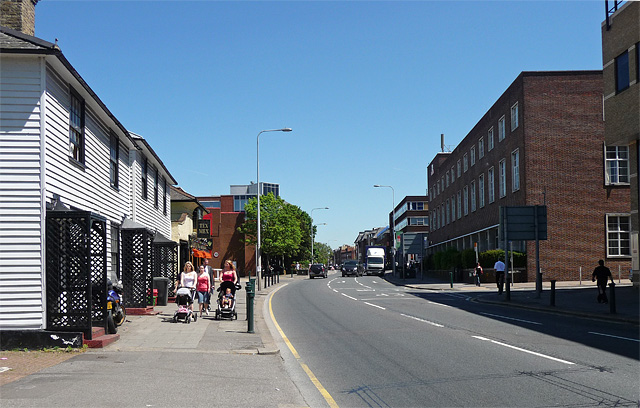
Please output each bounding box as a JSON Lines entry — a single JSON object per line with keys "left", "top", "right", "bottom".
{"left": 192, "top": 249, "right": 212, "bottom": 259}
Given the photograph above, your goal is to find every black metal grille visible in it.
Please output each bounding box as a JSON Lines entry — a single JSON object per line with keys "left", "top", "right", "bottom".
{"left": 46, "top": 211, "right": 107, "bottom": 340}
{"left": 154, "top": 243, "right": 178, "bottom": 296}
{"left": 121, "top": 227, "right": 153, "bottom": 308}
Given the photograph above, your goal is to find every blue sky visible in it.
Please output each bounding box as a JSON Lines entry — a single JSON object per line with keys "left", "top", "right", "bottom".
{"left": 35, "top": 1, "right": 605, "bottom": 249}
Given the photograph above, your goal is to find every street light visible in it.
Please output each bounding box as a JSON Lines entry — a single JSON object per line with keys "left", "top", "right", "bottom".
{"left": 374, "top": 184, "right": 396, "bottom": 278}
{"left": 310, "top": 207, "right": 329, "bottom": 264}
{"left": 256, "top": 128, "right": 292, "bottom": 291}
{"left": 311, "top": 223, "right": 327, "bottom": 264}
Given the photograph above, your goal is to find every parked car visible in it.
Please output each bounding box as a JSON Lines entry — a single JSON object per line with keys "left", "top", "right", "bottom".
{"left": 341, "top": 260, "right": 362, "bottom": 277}
{"left": 309, "top": 263, "right": 327, "bottom": 279}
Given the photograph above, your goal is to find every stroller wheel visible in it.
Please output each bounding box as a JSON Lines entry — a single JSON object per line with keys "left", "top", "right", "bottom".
{"left": 173, "top": 315, "right": 178, "bottom": 323}
{"left": 193, "top": 313, "right": 198, "bottom": 322}
{"left": 234, "top": 311, "right": 238, "bottom": 320}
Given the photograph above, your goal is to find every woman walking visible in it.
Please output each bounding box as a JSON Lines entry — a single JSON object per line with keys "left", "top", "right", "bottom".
{"left": 180, "top": 262, "right": 197, "bottom": 312}
{"left": 196, "top": 264, "right": 212, "bottom": 317}
{"left": 221, "top": 260, "right": 238, "bottom": 284}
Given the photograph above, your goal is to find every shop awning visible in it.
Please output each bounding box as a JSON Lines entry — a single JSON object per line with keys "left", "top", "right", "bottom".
{"left": 192, "top": 248, "right": 212, "bottom": 259}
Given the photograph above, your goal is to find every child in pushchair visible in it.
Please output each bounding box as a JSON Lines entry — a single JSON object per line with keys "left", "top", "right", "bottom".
{"left": 215, "top": 281, "right": 239, "bottom": 320}
{"left": 173, "top": 287, "right": 198, "bottom": 323}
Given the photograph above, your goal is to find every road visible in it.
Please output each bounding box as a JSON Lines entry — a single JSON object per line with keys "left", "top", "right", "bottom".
{"left": 268, "top": 271, "right": 640, "bottom": 407}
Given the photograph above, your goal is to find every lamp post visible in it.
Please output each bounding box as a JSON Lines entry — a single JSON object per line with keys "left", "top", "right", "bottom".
{"left": 374, "top": 184, "right": 395, "bottom": 278}
{"left": 256, "top": 128, "right": 292, "bottom": 291}
{"left": 312, "top": 223, "right": 327, "bottom": 264}
{"left": 310, "top": 207, "right": 329, "bottom": 264}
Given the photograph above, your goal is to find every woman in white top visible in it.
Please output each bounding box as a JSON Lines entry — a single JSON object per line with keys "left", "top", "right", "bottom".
{"left": 180, "top": 261, "right": 197, "bottom": 311}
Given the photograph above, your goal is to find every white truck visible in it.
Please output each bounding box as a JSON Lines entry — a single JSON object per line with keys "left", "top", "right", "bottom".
{"left": 364, "top": 246, "right": 386, "bottom": 276}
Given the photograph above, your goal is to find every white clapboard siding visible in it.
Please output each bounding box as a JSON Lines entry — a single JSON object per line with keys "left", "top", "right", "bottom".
{"left": 130, "top": 148, "right": 171, "bottom": 238}
{"left": 0, "top": 56, "right": 45, "bottom": 329}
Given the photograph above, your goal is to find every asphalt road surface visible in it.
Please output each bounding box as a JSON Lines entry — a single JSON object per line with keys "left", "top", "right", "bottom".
{"left": 268, "top": 272, "right": 640, "bottom": 407}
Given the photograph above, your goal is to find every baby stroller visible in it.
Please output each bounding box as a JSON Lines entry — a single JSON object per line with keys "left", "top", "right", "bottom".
{"left": 215, "top": 281, "right": 240, "bottom": 320}
{"left": 173, "top": 287, "right": 198, "bottom": 324}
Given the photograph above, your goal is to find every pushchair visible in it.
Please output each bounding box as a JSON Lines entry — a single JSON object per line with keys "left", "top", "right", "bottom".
{"left": 215, "top": 281, "right": 240, "bottom": 320}
{"left": 173, "top": 287, "right": 198, "bottom": 323}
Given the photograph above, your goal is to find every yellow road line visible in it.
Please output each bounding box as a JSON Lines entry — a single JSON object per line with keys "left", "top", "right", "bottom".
{"left": 269, "top": 286, "right": 339, "bottom": 408}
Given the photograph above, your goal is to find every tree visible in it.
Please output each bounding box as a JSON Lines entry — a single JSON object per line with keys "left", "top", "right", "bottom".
{"left": 238, "top": 193, "right": 304, "bottom": 262}
{"left": 312, "top": 242, "right": 333, "bottom": 265}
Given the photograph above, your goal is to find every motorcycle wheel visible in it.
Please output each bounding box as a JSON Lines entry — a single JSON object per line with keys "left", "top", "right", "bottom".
{"left": 114, "top": 306, "right": 126, "bottom": 326}
{"left": 107, "top": 310, "right": 117, "bottom": 334}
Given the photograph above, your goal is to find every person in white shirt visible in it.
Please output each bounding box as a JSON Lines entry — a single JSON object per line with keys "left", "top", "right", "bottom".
{"left": 494, "top": 258, "right": 505, "bottom": 294}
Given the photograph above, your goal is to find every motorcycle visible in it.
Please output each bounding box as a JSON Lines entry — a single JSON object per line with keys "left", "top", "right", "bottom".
{"left": 106, "top": 279, "right": 126, "bottom": 334}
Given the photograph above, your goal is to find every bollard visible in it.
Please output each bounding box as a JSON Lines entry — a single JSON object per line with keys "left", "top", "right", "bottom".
{"left": 450, "top": 271, "right": 453, "bottom": 288}
{"left": 609, "top": 282, "right": 616, "bottom": 314}
{"left": 245, "top": 279, "right": 255, "bottom": 333}
{"left": 550, "top": 280, "right": 556, "bottom": 306}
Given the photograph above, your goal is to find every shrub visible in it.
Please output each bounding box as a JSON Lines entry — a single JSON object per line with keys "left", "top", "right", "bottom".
{"left": 461, "top": 249, "right": 476, "bottom": 268}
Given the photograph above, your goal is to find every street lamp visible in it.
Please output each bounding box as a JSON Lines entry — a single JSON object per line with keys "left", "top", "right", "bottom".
{"left": 310, "top": 207, "right": 329, "bottom": 264}
{"left": 256, "top": 128, "right": 292, "bottom": 291}
{"left": 311, "top": 223, "right": 327, "bottom": 264}
{"left": 374, "top": 184, "right": 396, "bottom": 278}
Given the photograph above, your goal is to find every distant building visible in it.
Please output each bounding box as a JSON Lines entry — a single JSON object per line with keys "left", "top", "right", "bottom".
{"left": 427, "top": 71, "right": 631, "bottom": 281}
{"left": 391, "top": 196, "right": 429, "bottom": 266}
{"left": 601, "top": 0, "right": 639, "bottom": 286}
{"left": 334, "top": 245, "right": 357, "bottom": 264}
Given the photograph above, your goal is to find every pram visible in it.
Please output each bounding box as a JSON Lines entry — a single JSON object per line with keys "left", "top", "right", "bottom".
{"left": 215, "top": 281, "right": 240, "bottom": 320}
{"left": 173, "top": 287, "right": 198, "bottom": 324}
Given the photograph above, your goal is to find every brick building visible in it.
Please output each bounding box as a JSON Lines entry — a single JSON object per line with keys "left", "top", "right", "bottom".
{"left": 601, "top": 1, "right": 639, "bottom": 285}
{"left": 427, "top": 71, "right": 631, "bottom": 281}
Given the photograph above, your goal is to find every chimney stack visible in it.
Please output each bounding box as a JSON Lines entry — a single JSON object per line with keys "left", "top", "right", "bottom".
{"left": 1, "top": 0, "right": 40, "bottom": 36}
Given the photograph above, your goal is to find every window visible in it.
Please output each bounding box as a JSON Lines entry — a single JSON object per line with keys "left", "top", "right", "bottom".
{"left": 511, "top": 102, "right": 519, "bottom": 131}
{"left": 445, "top": 200, "right": 450, "bottom": 225}
{"left": 163, "top": 177, "right": 167, "bottom": 215}
{"left": 109, "top": 132, "right": 119, "bottom": 188}
{"left": 457, "top": 160, "right": 461, "bottom": 177}
{"left": 440, "top": 205, "right": 445, "bottom": 228}
{"left": 605, "top": 145, "right": 629, "bottom": 184}
{"left": 69, "top": 89, "right": 85, "bottom": 163}
{"left": 607, "top": 214, "right": 631, "bottom": 256}
{"left": 478, "top": 174, "right": 485, "bottom": 208}
{"left": 615, "top": 51, "right": 630, "bottom": 93}
{"left": 451, "top": 166, "right": 455, "bottom": 183}
{"left": 488, "top": 167, "right": 495, "bottom": 203}
{"left": 470, "top": 181, "right": 476, "bottom": 212}
{"left": 446, "top": 171, "right": 450, "bottom": 187}
{"left": 110, "top": 224, "right": 120, "bottom": 280}
{"left": 498, "top": 116, "right": 506, "bottom": 141}
{"left": 410, "top": 217, "right": 429, "bottom": 226}
{"left": 154, "top": 167, "right": 159, "bottom": 208}
{"left": 456, "top": 191, "right": 462, "bottom": 219}
{"left": 463, "top": 154, "right": 468, "bottom": 172}
{"left": 470, "top": 146, "right": 476, "bottom": 166}
{"left": 409, "top": 202, "right": 425, "bottom": 211}
{"left": 488, "top": 127, "right": 494, "bottom": 151}
{"left": 141, "top": 157, "right": 148, "bottom": 200}
{"left": 479, "top": 137, "right": 484, "bottom": 159}
{"left": 499, "top": 159, "right": 506, "bottom": 198}
{"left": 451, "top": 195, "right": 455, "bottom": 222}
{"left": 511, "top": 149, "right": 520, "bottom": 191}
{"left": 437, "top": 180, "right": 440, "bottom": 195}
{"left": 463, "top": 186, "right": 469, "bottom": 216}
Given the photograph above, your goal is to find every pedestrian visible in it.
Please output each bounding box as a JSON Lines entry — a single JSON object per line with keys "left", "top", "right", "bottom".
{"left": 196, "top": 264, "right": 211, "bottom": 317}
{"left": 203, "top": 258, "right": 214, "bottom": 311}
{"left": 221, "top": 260, "right": 238, "bottom": 284}
{"left": 180, "top": 262, "right": 197, "bottom": 312}
{"left": 494, "top": 257, "right": 505, "bottom": 294}
{"left": 474, "top": 262, "right": 483, "bottom": 286}
{"left": 592, "top": 259, "right": 614, "bottom": 304}
{"left": 295, "top": 262, "right": 301, "bottom": 275}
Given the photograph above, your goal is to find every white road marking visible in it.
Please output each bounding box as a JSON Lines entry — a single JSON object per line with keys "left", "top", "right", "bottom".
{"left": 364, "top": 302, "right": 386, "bottom": 310}
{"left": 472, "top": 336, "right": 575, "bottom": 365}
{"left": 341, "top": 293, "right": 357, "bottom": 301}
{"left": 427, "top": 301, "right": 451, "bottom": 308}
{"left": 480, "top": 312, "right": 542, "bottom": 325}
{"left": 401, "top": 313, "right": 444, "bottom": 327}
{"left": 588, "top": 332, "right": 640, "bottom": 342}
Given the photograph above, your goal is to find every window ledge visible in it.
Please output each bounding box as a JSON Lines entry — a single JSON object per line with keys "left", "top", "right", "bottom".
{"left": 68, "top": 157, "right": 86, "bottom": 171}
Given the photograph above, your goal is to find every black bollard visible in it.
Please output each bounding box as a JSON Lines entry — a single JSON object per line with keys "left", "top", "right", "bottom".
{"left": 245, "top": 279, "right": 255, "bottom": 333}
{"left": 550, "top": 280, "right": 556, "bottom": 306}
{"left": 609, "top": 282, "right": 616, "bottom": 314}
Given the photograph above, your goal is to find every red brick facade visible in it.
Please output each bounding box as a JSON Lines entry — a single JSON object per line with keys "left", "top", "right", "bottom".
{"left": 427, "top": 71, "right": 631, "bottom": 282}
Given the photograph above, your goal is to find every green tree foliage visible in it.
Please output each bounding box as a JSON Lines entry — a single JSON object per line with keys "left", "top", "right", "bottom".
{"left": 238, "top": 193, "right": 309, "bottom": 261}
{"left": 312, "top": 242, "right": 332, "bottom": 265}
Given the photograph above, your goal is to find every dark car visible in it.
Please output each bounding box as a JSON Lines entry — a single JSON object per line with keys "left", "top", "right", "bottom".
{"left": 309, "top": 263, "right": 327, "bottom": 279}
{"left": 341, "top": 260, "right": 362, "bottom": 277}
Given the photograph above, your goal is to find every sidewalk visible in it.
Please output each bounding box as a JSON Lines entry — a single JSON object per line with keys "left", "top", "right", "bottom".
{"left": 385, "top": 272, "right": 639, "bottom": 325}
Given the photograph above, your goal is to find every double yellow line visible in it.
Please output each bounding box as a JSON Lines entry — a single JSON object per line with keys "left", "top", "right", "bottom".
{"left": 268, "top": 286, "right": 339, "bottom": 408}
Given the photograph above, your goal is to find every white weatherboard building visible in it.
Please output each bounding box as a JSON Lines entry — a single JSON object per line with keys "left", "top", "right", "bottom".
{"left": 0, "top": 22, "right": 176, "bottom": 342}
